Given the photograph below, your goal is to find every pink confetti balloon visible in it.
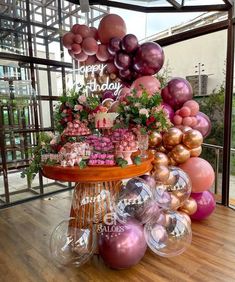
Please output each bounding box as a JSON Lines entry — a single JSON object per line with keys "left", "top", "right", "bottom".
{"left": 179, "top": 157, "right": 215, "bottom": 193}
{"left": 131, "top": 76, "right": 161, "bottom": 96}
{"left": 190, "top": 191, "right": 216, "bottom": 220}
{"left": 133, "top": 42, "right": 164, "bottom": 75}
{"left": 98, "top": 219, "right": 147, "bottom": 269}
{"left": 161, "top": 78, "right": 193, "bottom": 110}
{"left": 192, "top": 112, "right": 211, "bottom": 138}
{"left": 98, "top": 14, "right": 127, "bottom": 44}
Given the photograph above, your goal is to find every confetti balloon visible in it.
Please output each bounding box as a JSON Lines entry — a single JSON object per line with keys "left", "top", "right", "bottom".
{"left": 144, "top": 211, "right": 192, "bottom": 257}
{"left": 50, "top": 218, "right": 95, "bottom": 267}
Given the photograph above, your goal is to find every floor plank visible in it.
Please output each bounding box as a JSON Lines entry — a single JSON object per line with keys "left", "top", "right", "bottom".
{"left": 0, "top": 191, "right": 235, "bottom": 282}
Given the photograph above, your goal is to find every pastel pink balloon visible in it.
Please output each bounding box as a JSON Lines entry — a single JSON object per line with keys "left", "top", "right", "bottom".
{"left": 118, "top": 86, "right": 131, "bottom": 101}
{"left": 184, "top": 100, "right": 199, "bottom": 116}
{"left": 74, "top": 51, "right": 88, "bottom": 62}
{"left": 71, "top": 43, "right": 81, "bottom": 54}
{"left": 190, "top": 191, "right": 216, "bottom": 220}
{"left": 82, "top": 37, "right": 98, "bottom": 55}
{"left": 75, "top": 24, "right": 90, "bottom": 38}
{"left": 179, "top": 157, "right": 215, "bottom": 193}
{"left": 85, "top": 55, "right": 97, "bottom": 65}
{"left": 88, "top": 27, "right": 99, "bottom": 40}
{"left": 173, "top": 114, "right": 183, "bottom": 125}
{"left": 96, "top": 44, "right": 110, "bottom": 62}
{"left": 131, "top": 76, "right": 161, "bottom": 96}
{"left": 98, "top": 14, "right": 127, "bottom": 44}
{"left": 73, "top": 34, "right": 83, "bottom": 44}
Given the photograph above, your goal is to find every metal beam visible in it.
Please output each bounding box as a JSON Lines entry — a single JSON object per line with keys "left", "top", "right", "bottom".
{"left": 166, "top": 0, "right": 182, "bottom": 9}
{"left": 223, "top": 0, "right": 234, "bottom": 8}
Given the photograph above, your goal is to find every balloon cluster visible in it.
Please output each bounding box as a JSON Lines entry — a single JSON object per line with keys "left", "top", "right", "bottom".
{"left": 107, "top": 34, "right": 164, "bottom": 82}
{"left": 98, "top": 177, "right": 192, "bottom": 269}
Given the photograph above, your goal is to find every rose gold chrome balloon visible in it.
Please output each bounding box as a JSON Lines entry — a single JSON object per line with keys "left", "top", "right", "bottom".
{"left": 182, "top": 129, "right": 203, "bottom": 149}
{"left": 171, "top": 144, "right": 190, "bottom": 164}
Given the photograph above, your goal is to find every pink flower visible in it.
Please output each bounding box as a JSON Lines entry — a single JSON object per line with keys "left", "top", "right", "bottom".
{"left": 74, "top": 104, "right": 83, "bottom": 111}
{"left": 78, "top": 95, "right": 87, "bottom": 104}
{"left": 139, "top": 108, "right": 149, "bottom": 117}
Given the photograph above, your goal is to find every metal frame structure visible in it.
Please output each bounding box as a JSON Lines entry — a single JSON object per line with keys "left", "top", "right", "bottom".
{"left": 0, "top": 0, "right": 234, "bottom": 207}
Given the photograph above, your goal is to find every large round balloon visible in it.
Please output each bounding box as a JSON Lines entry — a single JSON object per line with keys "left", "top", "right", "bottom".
{"left": 179, "top": 157, "right": 215, "bottom": 193}
{"left": 130, "top": 76, "right": 161, "bottom": 96}
{"left": 98, "top": 219, "right": 147, "bottom": 269}
{"left": 133, "top": 42, "right": 164, "bottom": 75}
{"left": 161, "top": 78, "right": 193, "bottom": 110}
{"left": 98, "top": 14, "right": 127, "bottom": 44}
{"left": 190, "top": 191, "right": 216, "bottom": 220}
{"left": 192, "top": 112, "right": 211, "bottom": 138}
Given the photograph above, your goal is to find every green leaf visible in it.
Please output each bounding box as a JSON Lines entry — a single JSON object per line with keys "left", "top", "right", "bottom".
{"left": 133, "top": 156, "right": 142, "bottom": 165}
{"left": 115, "top": 157, "right": 128, "bottom": 168}
{"left": 79, "top": 160, "right": 87, "bottom": 169}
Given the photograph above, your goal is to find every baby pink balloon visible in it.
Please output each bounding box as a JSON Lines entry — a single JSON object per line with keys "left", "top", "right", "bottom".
{"left": 130, "top": 76, "right": 161, "bottom": 96}
{"left": 161, "top": 77, "right": 193, "bottom": 110}
{"left": 179, "top": 157, "right": 215, "bottom": 193}
{"left": 190, "top": 191, "right": 216, "bottom": 220}
{"left": 192, "top": 112, "right": 211, "bottom": 138}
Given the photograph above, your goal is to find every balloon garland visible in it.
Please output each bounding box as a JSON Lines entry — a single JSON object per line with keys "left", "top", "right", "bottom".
{"left": 52, "top": 13, "right": 216, "bottom": 269}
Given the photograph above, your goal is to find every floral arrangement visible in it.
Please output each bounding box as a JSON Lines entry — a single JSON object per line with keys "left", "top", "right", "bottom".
{"left": 117, "top": 89, "right": 172, "bottom": 133}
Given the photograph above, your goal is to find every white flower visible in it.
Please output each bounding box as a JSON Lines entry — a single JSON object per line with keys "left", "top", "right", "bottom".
{"left": 139, "top": 108, "right": 149, "bottom": 117}
{"left": 134, "top": 103, "right": 141, "bottom": 108}
{"left": 78, "top": 95, "right": 87, "bottom": 104}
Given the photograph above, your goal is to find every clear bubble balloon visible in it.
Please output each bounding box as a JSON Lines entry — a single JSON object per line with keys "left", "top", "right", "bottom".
{"left": 144, "top": 211, "right": 192, "bottom": 257}
{"left": 50, "top": 218, "right": 95, "bottom": 267}
{"left": 116, "top": 177, "right": 153, "bottom": 219}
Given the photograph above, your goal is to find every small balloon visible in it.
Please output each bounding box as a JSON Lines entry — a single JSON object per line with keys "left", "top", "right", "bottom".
{"left": 114, "top": 51, "right": 131, "bottom": 70}
{"left": 190, "top": 146, "right": 202, "bottom": 157}
{"left": 121, "top": 34, "right": 139, "bottom": 53}
{"left": 182, "top": 128, "right": 203, "bottom": 150}
{"left": 179, "top": 197, "right": 198, "bottom": 215}
{"left": 96, "top": 44, "right": 110, "bottom": 62}
{"left": 62, "top": 32, "right": 75, "bottom": 49}
{"left": 88, "top": 27, "right": 99, "bottom": 40}
{"left": 82, "top": 37, "right": 98, "bottom": 56}
{"left": 162, "top": 103, "right": 174, "bottom": 122}
{"left": 171, "top": 144, "right": 190, "bottom": 164}
{"left": 75, "top": 51, "right": 88, "bottom": 62}
{"left": 192, "top": 112, "right": 211, "bottom": 138}
{"left": 108, "top": 37, "right": 122, "bottom": 55}
{"left": 149, "top": 131, "right": 162, "bottom": 147}
{"left": 153, "top": 152, "right": 169, "bottom": 166}
{"left": 163, "top": 127, "right": 183, "bottom": 147}
{"left": 152, "top": 165, "right": 170, "bottom": 183}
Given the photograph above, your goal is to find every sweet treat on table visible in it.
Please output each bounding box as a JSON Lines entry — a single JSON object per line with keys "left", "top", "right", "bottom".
{"left": 110, "top": 128, "right": 130, "bottom": 142}
{"left": 63, "top": 120, "right": 91, "bottom": 136}
{"left": 115, "top": 132, "right": 138, "bottom": 153}
{"left": 88, "top": 153, "right": 116, "bottom": 166}
{"left": 95, "top": 112, "right": 119, "bottom": 128}
{"left": 86, "top": 135, "right": 114, "bottom": 152}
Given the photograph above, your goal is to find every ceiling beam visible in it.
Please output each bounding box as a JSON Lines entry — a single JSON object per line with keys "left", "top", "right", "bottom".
{"left": 166, "top": 0, "right": 182, "bottom": 9}
{"left": 222, "top": 0, "right": 233, "bottom": 8}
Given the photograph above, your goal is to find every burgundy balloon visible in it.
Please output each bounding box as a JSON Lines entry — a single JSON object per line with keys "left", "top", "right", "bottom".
{"left": 161, "top": 102, "right": 175, "bottom": 122}
{"left": 71, "top": 24, "right": 81, "bottom": 34}
{"left": 114, "top": 51, "right": 131, "bottom": 70}
{"left": 98, "top": 219, "right": 147, "bottom": 269}
{"left": 190, "top": 191, "right": 216, "bottom": 220}
{"left": 133, "top": 42, "right": 164, "bottom": 75}
{"left": 108, "top": 37, "right": 121, "bottom": 55}
{"left": 119, "top": 68, "right": 133, "bottom": 81}
{"left": 192, "top": 112, "right": 211, "bottom": 138}
{"left": 85, "top": 55, "right": 97, "bottom": 65}
{"left": 102, "top": 90, "right": 116, "bottom": 101}
{"left": 121, "top": 34, "right": 139, "bottom": 53}
{"left": 161, "top": 77, "right": 193, "bottom": 110}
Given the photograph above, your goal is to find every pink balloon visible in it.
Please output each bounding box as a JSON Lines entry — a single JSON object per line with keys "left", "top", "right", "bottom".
{"left": 131, "top": 76, "right": 161, "bottom": 96}
{"left": 98, "top": 14, "right": 127, "bottom": 44}
{"left": 106, "top": 62, "right": 118, "bottom": 74}
{"left": 62, "top": 32, "right": 74, "bottom": 49}
{"left": 73, "top": 34, "right": 83, "bottom": 44}
{"left": 88, "top": 27, "right": 99, "bottom": 40}
{"left": 84, "top": 55, "right": 97, "bottom": 65}
{"left": 190, "top": 191, "right": 216, "bottom": 220}
{"left": 98, "top": 219, "right": 147, "bottom": 269}
{"left": 179, "top": 157, "right": 215, "bottom": 193}
{"left": 118, "top": 86, "right": 131, "bottom": 101}
{"left": 74, "top": 51, "right": 88, "bottom": 62}
{"left": 133, "top": 42, "right": 164, "bottom": 75}
{"left": 71, "top": 43, "right": 81, "bottom": 54}
{"left": 161, "top": 103, "right": 174, "bottom": 122}
{"left": 82, "top": 37, "right": 98, "bottom": 55}
{"left": 75, "top": 24, "right": 90, "bottom": 38}
{"left": 71, "top": 24, "right": 81, "bottom": 34}
{"left": 161, "top": 78, "right": 193, "bottom": 110}
{"left": 96, "top": 44, "right": 109, "bottom": 62}
{"left": 192, "top": 112, "right": 211, "bottom": 138}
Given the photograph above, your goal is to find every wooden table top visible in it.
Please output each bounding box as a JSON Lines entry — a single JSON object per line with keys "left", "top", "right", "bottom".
{"left": 42, "top": 151, "right": 154, "bottom": 183}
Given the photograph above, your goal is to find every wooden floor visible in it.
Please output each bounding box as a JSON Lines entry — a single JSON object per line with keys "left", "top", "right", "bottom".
{"left": 0, "top": 191, "right": 235, "bottom": 282}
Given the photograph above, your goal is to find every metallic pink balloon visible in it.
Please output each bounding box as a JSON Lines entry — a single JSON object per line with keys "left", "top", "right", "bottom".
{"left": 162, "top": 102, "right": 174, "bottom": 122}
{"left": 108, "top": 37, "right": 121, "bottom": 55}
{"left": 114, "top": 51, "right": 131, "bottom": 70}
{"left": 98, "top": 219, "right": 147, "bottom": 269}
{"left": 192, "top": 112, "right": 211, "bottom": 138}
{"left": 161, "top": 78, "right": 193, "bottom": 110}
{"left": 190, "top": 191, "right": 216, "bottom": 220}
{"left": 121, "top": 34, "right": 139, "bottom": 53}
{"left": 133, "top": 42, "right": 164, "bottom": 75}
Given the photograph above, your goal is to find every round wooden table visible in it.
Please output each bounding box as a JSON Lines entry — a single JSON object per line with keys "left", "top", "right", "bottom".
{"left": 42, "top": 151, "right": 154, "bottom": 228}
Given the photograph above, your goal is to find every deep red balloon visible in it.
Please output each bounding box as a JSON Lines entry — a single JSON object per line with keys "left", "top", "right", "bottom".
{"left": 119, "top": 68, "right": 133, "bottom": 81}
{"left": 98, "top": 219, "right": 147, "bottom": 269}
{"left": 108, "top": 37, "right": 121, "bottom": 55}
{"left": 121, "top": 34, "right": 139, "bottom": 53}
{"left": 133, "top": 42, "right": 164, "bottom": 75}
{"left": 161, "top": 77, "right": 193, "bottom": 110}
{"left": 114, "top": 51, "right": 131, "bottom": 70}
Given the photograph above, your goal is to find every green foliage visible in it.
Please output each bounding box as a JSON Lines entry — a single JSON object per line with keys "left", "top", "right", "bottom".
{"left": 115, "top": 157, "right": 128, "bottom": 168}
{"left": 133, "top": 156, "right": 142, "bottom": 165}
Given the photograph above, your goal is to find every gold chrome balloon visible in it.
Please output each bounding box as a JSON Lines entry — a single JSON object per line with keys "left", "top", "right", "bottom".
{"left": 179, "top": 197, "right": 198, "bottom": 215}
{"left": 165, "top": 171, "right": 177, "bottom": 185}
{"left": 177, "top": 126, "right": 192, "bottom": 133}
{"left": 156, "top": 145, "right": 168, "bottom": 153}
{"left": 171, "top": 144, "right": 190, "bottom": 164}
{"left": 153, "top": 152, "right": 169, "bottom": 166}
{"left": 153, "top": 165, "right": 170, "bottom": 183}
{"left": 182, "top": 129, "right": 203, "bottom": 149}
{"left": 163, "top": 127, "right": 183, "bottom": 147}
{"left": 149, "top": 131, "right": 162, "bottom": 147}
{"left": 190, "top": 146, "right": 202, "bottom": 157}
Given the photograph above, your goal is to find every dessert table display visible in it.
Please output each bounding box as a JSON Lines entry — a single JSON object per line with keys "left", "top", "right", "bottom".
{"left": 22, "top": 13, "right": 216, "bottom": 270}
